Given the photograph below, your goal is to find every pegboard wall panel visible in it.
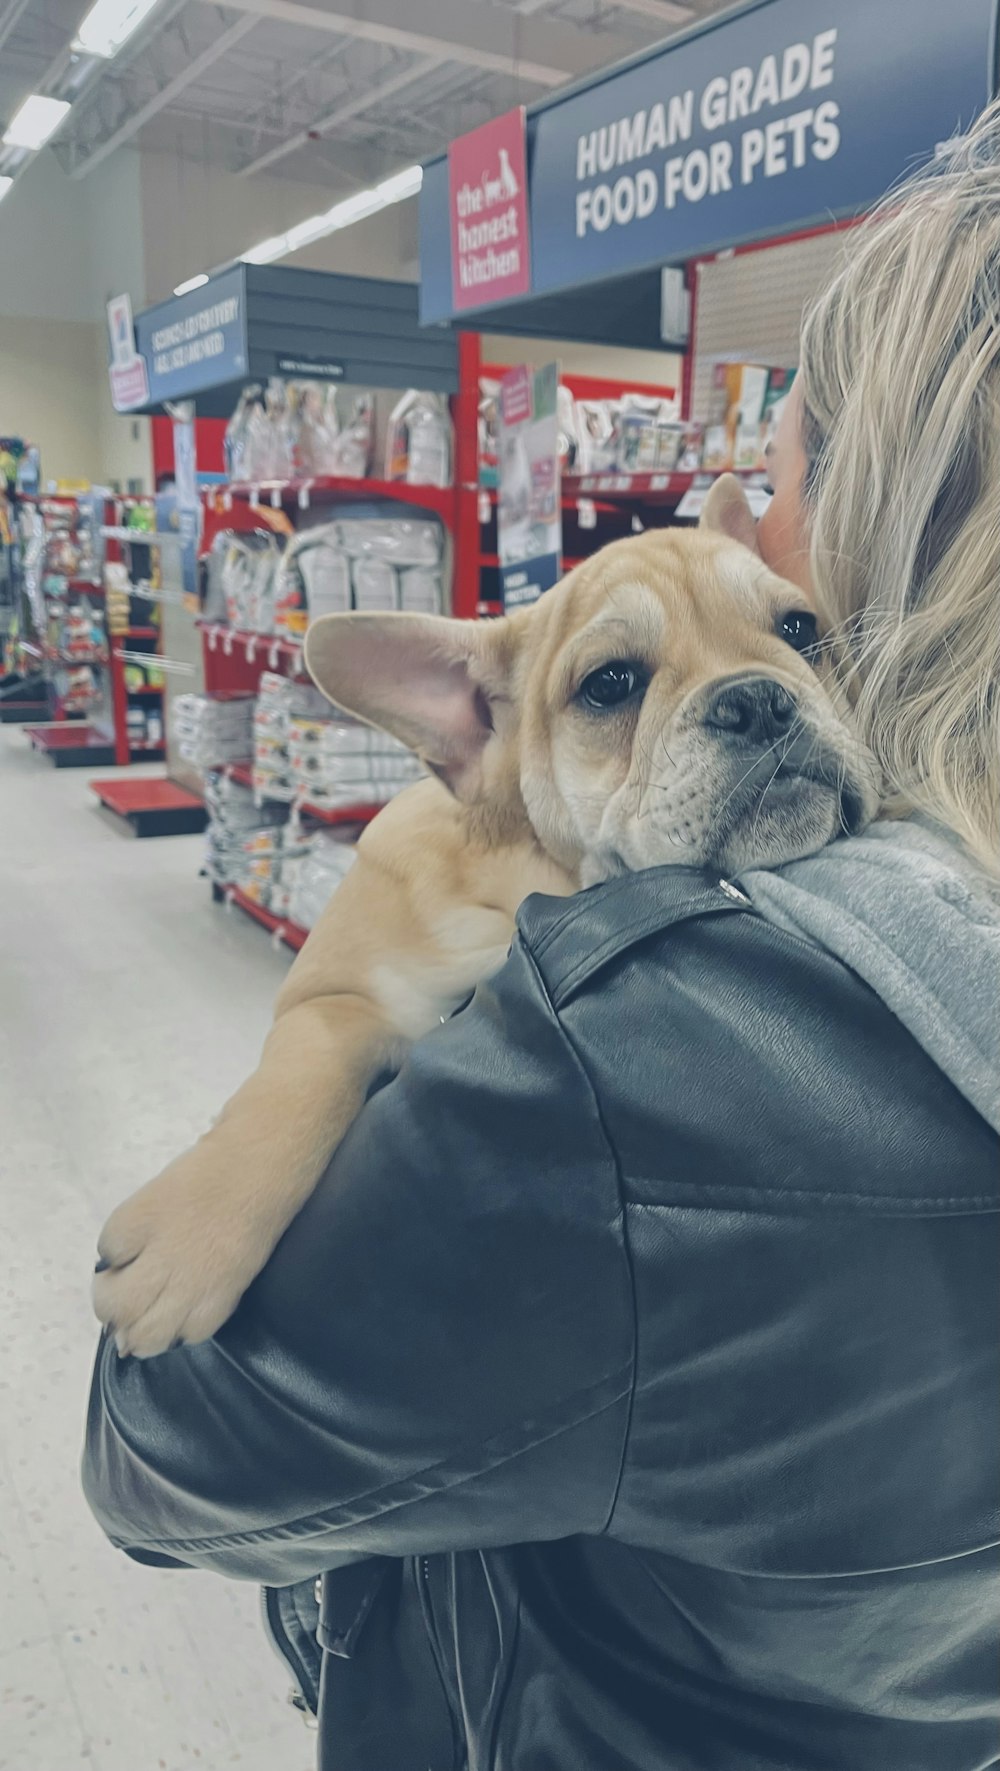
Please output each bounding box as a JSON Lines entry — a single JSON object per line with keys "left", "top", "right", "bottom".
{"left": 691, "top": 229, "right": 851, "bottom": 416}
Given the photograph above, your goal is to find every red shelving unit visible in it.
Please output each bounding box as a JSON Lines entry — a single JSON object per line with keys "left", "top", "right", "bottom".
{"left": 91, "top": 776, "right": 206, "bottom": 837}
{"left": 24, "top": 724, "right": 117, "bottom": 767}
{"left": 216, "top": 884, "right": 309, "bottom": 952}
{"left": 221, "top": 761, "right": 383, "bottom": 829}
{"left": 222, "top": 474, "right": 456, "bottom": 521}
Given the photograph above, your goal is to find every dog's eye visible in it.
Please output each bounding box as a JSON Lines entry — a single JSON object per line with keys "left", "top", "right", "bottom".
{"left": 777, "top": 610, "right": 819, "bottom": 656}
{"left": 580, "top": 661, "right": 645, "bottom": 710}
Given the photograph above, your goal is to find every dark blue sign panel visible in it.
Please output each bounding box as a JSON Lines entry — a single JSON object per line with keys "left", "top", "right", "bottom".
{"left": 133, "top": 266, "right": 248, "bottom": 404}
{"left": 420, "top": 0, "right": 998, "bottom": 320}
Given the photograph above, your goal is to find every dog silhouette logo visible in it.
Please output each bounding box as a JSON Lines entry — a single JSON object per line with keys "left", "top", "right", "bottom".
{"left": 498, "top": 147, "right": 520, "bottom": 199}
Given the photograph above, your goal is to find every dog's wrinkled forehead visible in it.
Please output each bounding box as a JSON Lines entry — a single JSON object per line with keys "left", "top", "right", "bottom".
{"left": 524, "top": 529, "right": 796, "bottom": 709}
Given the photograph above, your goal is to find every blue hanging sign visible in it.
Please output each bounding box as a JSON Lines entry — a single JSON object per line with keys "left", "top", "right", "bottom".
{"left": 132, "top": 266, "right": 249, "bottom": 405}
{"left": 420, "top": 0, "right": 999, "bottom": 321}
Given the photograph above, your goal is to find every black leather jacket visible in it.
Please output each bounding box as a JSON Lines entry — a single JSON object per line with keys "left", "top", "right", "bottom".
{"left": 83, "top": 870, "right": 1000, "bottom": 1771}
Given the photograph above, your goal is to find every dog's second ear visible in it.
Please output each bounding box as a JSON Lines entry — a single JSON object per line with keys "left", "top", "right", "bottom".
{"left": 304, "top": 612, "right": 518, "bottom": 802}
{"left": 700, "top": 473, "right": 758, "bottom": 551}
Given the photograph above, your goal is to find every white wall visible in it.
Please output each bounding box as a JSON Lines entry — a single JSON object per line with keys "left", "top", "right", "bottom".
{"left": 482, "top": 332, "right": 682, "bottom": 395}
{"left": 0, "top": 147, "right": 152, "bottom": 487}
{"left": 0, "top": 316, "right": 105, "bottom": 483}
{"left": 139, "top": 153, "right": 418, "bottom": 302}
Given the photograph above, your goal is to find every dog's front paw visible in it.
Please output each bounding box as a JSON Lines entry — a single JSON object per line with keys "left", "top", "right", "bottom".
{"left": 93, "top": 1156, "right": 273, "bottom": 1358}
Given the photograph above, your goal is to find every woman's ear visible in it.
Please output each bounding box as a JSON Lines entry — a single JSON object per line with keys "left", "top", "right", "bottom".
{"left": 700, "top": 473, "right": 758, "bottom": 551}
{"left": 304, "top": 612, "right": 518, "bottom": 802}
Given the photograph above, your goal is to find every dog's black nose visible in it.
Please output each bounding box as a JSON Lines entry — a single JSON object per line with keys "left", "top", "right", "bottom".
{"left": 704, "top": 677, "right": 797, "bottom": 743}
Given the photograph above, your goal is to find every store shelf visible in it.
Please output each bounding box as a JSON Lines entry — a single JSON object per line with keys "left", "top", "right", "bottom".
{"left": 129, "top": 743, "right": 166, "bottom": 757}
{"left": 24, "top": 724, "right": 116, "bottom": 768}
{"left": 220, "top": 884, "right": 309, "bottom": 952}
{"left": 0, "top": 699, "right": 50, "bottom": 723}
{"left": 91, "top": 776, "right": 207, "bottom": 838}
{"left": 221, "top": 761, "right": 382, "bottom": 826}
{"left": 101, "top": 526, "right": 182, "bottom": 545}
{"left": 300, "top": 799, "right": 382, "bottom": 827}
{"left": 17, "top": 639, "right": 109, "bottom": 665}
{"left": 563, "top": 471, "right": 693, "bottom": 504}
{"left": 218, "top": 476, "right": 455, "bottom": 520}
{"left": 199, "top": 623, "right": 305, "bottom": 670}
{"left": 481, "top": 549, "right": 587, "bottom": 570}
{"left": 126, "top": 685, "right": 164, "bottom": 697}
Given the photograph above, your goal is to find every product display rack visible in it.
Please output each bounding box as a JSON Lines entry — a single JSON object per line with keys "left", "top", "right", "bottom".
{"left": 88, "top": 268, "right": 473, "bottom": 843}
{"left": 103, "top": 501, "right": 173, "bottom": 768}
{"left": 209, "top": 767, "right": 382, "bottom": 949}
{"left": 17, "top": 493, "right": 116, "bottom": 762}
{"left": 19, "top": 494, "right": 176, "bottom": 770}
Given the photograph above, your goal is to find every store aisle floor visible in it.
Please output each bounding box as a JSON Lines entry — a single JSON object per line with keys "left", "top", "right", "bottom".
{"left": 0, "top": 730, "right": 315, "bottom": 1771}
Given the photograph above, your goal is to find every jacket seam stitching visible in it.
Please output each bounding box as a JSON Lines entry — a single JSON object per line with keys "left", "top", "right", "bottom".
{"left": 102, "top": 1372, "right": 632, "bottom": 1558}
{"left": 520, "top": 942, "right": 640, "bottom": 1537}
{"left": 625, "top": 1189, "right": 998, "bottom": 1212}
{"left": 552, "top": 900, "right": 747, "bottom": 1003}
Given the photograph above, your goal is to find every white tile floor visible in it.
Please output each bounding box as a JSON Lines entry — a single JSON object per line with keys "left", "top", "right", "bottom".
{"left": 0, "top": 728, "right": 315, "bottom": 1771}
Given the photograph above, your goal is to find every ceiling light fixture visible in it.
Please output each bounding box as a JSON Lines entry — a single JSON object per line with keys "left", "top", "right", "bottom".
{"left": 73, "top": 0, "right": 164, "bottom": 59}
{"left": 173, "top": 272, "right": 210, "bottom": 296}
{"left": 0, "top": 177, "right": 13, "bottom": 203}
{"left": 3, "top": 95, "right": 72, "bottom": 151}
{"left": 241, "top": 164, "right": 423, "bottom": 269}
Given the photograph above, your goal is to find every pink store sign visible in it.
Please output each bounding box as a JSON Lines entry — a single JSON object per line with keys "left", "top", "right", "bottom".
{"left": 449, "top": 107, "right": 531, "bottom": 312}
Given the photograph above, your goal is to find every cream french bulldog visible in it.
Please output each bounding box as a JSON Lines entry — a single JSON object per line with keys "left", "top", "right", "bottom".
{"left": 94, "top": 477, "right": 877, "bottom": 1357}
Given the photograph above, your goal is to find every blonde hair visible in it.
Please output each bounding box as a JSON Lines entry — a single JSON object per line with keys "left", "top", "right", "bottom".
{"left": 799, "top": 101, "right": 1000, "bottom": 873}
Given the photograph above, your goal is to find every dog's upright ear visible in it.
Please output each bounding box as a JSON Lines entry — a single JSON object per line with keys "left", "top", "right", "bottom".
{"left": 304, "top": 611, "right": 520, "bottom": 802}
{"left": 699, "top": 473, "right": 758, "bottom": 551}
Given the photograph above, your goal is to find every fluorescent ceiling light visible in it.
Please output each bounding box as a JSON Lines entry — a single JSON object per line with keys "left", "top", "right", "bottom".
{"left": 283, "top": 214, "right": 337, "bottom": 253}
{"left": 0, "top": 177, "right": 13, "bottom": 204}
{"left": 240, "top": 164, "right": 423, "bottom": 270}
{"left": 3, "top": 95, "right": 71, "bottom": 151}
{"left": 375, "top": 164, "right": 423, "bottom": 204}
{"left": 241, "top": 233, "right": 290, "bottom": 266}
{"left": 73, "top": 0, "right": 163, "bottom": 59}
{"left": 173, "top": 272, "right": 209, "bottom": 296}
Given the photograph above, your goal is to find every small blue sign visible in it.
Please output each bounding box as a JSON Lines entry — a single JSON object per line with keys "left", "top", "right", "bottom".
{"left": 420, "top": 0, "right": 999, "bottom": 321}
{"left": 134, "top": 266, "right": 248, "bottom": 405}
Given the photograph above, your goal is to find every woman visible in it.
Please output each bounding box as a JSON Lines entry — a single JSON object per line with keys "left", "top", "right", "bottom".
{"left": 84, "top": 110, "right": 1000, "bottom": 1771}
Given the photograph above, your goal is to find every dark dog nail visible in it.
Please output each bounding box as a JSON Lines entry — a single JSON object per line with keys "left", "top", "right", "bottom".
{"left": 94, "top": 1258, "right": 111, "bottom": 1273}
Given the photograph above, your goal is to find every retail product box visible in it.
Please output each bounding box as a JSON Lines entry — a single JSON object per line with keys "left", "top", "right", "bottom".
{"left": 677, "top": 422, "right": 705, "bottom": 472}
{"left": 733, "top": 365, "right": 771, "bottom": 469}
{"left": 756, "top": 367, "right": 797, "bottom": 468}
{"left": 702, "top": 363, "right": 770, "bottom": 472}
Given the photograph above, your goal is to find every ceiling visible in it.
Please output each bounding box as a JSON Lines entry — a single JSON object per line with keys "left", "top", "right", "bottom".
{"left": 0, "top": 0, "right": 736, "bottom": 190}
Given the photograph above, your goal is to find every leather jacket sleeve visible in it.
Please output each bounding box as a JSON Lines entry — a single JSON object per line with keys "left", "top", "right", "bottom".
{"left": 82, "top": 914, "right": 637, "bottom": 1584}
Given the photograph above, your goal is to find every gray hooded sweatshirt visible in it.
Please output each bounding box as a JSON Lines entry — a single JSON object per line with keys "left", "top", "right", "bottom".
{"left": 739, "top": 817, "right": 1000, "bottom": 1136}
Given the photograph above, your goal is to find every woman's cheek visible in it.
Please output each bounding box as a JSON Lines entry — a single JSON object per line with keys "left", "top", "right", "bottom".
{"left": 758, "top": 487, "right": 813, "bottom": 594}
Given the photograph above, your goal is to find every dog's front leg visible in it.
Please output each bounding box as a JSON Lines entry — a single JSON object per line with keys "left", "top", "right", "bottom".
{"left": 93, "top": 989, "right": 403, "bottom": 1358}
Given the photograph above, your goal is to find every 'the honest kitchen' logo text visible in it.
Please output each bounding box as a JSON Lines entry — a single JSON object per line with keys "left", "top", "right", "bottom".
{"left": 454, "top": 147, "right": 524, "bottom": 288}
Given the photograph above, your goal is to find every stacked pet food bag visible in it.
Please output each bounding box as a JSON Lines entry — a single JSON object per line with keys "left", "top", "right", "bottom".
{"left": 205, "top": 513, "right": 446, "bottom": 640}
{"left": 180, "top": 380, "right": 451, "bottom": 934}
{"left": 173, "top": 678, "right": 424, "bottom": 936}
